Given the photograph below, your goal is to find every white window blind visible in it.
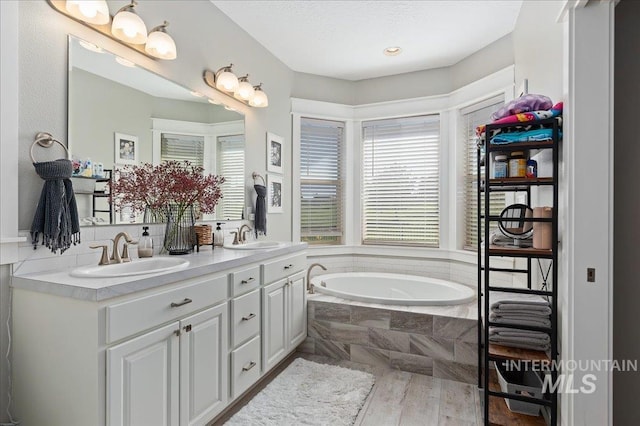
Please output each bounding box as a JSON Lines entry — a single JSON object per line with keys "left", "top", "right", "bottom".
{"left": 462, "top": 96, "right": 506, "bottom": 250}
{"left": 300, "top": 117, "right": 344, "bottom": 245}
{"left": 217, "top": 134, "right": 245, "bottom": 220}
{"left": 160, "top": 133, "right": 204, "bottom": 166}
{"left": 362, "top": 115, "right": 440, "bottom": 246}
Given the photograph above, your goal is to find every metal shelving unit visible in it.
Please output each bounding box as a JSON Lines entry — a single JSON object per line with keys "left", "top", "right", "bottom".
{"left": 477, "top": 117, "right": 561, "bottom": 425}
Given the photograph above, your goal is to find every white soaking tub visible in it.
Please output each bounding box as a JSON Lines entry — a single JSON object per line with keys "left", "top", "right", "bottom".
{"left": 311, "top": 272, "right": 475, "bottom": 306}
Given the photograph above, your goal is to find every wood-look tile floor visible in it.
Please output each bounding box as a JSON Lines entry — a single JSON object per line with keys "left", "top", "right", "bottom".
{"left": 214, "top": 352, "right": 483, "bottom": 426}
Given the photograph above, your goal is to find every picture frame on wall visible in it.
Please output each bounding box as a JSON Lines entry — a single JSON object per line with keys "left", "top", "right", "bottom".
{"left": 114, "top": 132, "right": 138, "bottom": 165}
{"left": 266, "top": 132, "right": 283, "bottom": 174}
{"left": 267, "top": 174, "right": 283, "bottom": 213}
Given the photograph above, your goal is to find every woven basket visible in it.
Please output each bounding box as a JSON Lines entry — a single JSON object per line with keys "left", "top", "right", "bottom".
{"left": 194, "top": 224, "right": 213, "bottom": 245}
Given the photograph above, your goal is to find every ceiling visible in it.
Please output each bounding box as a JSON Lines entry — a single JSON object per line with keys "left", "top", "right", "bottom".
{"left": 212, "top": 0, "right": 523, "bottom": 81}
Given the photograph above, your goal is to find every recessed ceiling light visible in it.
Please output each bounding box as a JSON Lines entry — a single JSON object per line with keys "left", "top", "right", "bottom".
{"left": 78, "top": 40, "right": 103, "bottom": 53}
{"left": 190, "top": 91, "right": 204, "bottom": 98}
{"left": 383, "top": 46, "right": 402, "bottom": 56}
{"left": 115, "top": 56, "right": 135, "bottom": 68}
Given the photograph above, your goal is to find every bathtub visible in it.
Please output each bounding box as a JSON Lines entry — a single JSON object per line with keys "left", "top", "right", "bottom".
{"left": 310, "top": 272, "right": 475, "bottom": 306}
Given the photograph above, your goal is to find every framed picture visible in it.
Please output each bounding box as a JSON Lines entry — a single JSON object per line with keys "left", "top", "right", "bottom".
{"left": 267, "top": 174, "right": 283, "bottom": 213}
{"left": 114, "top": 132, "right": 139, "bottom": 165}
{"left": 266, "top": 132, "right": 283, "bottom": 174}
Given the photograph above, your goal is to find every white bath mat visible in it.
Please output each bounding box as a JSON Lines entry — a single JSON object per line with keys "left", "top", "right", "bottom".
{"left": 225, "top": 357, "right": 375, "bottom": 426}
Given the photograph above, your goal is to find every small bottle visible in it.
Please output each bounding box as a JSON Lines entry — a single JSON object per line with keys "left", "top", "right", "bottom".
{"left": 526, "top": 159, "right": 538, "bottom": 178}
{"left": 138, "top": 226, "right": 154, "bottom": 258}
{"left": 509, "top": 151, "right": 527, "bottom": 178}
{"left": 494, "top": 154, "right": 508, "bottom": 178}
{"left": 213, "top": 223, "right": 224, "bottom": 247}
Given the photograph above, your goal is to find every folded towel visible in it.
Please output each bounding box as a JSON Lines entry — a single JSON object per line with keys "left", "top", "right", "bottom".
{"left": 489, "top": 313, "right": 551, "bottom": 328}
{"left": 490, "top": 128, "right": 562, "bottom": 145}
{"left": 490, "top": 292, "right": 550, "bottom": 310}
{"left": 489, "top": 327, "right": 551, "bottom": 351}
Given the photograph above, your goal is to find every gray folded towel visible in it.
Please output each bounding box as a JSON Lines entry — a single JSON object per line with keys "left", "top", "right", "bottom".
{"left": 489, "top": 327, "right": 551, "bottom": 351}
{"left": 489, "top": 313, "right": 551, "bottom": 328}
{"left": 490, "top": 291, "right": 551, "bottom": 316}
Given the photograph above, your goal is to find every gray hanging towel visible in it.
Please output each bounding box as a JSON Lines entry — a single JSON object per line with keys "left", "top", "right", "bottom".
{"left": 30, "top": 159, "right": 81, "bottom": 254}
{"left": 254, "top": 184, "right": 267, "bottom": 237}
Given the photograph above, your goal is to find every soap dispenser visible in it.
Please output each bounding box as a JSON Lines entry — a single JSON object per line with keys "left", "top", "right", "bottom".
{"left": 138, "top": 226, "right": 154, "bottom": 258}
{"left": 214, "top": 223, "right": 224, "bottom": 248}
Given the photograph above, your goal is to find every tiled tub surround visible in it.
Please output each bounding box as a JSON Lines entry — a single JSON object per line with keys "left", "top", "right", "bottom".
{"left": 302, "top": 295, "right": 478, "bottom": 385}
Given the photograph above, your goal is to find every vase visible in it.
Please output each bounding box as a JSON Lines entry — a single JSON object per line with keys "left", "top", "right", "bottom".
{"left": 163, "top": 204, "right": 196, "bottom": 255}
{"left": 143, "top": 206, "right": 167, "bottom": 224}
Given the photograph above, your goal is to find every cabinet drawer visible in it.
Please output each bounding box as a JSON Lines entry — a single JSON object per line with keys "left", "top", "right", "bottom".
{"left": 231, "top": 336, "right": 261, "bottom": 399}
{"left": 231, "top": 289, "right": 261, "bottom": 348}
{"left": 262, "top": 253, "right": 306, "bottom": 284}
{"left": 229, "top": 265, "right": 261, "bottom": 296}
{"left": 106, "top": 274, "right": 227, "bottom": 343}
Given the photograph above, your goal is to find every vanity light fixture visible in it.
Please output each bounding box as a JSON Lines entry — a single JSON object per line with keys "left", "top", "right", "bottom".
{"left": 203, "top": 68, "right": 269, "bottom": 108}
{"left": 65, "top": 0, "right": 110, "bottom": 25}
{"left": 111, "top": 1, "right": 147, "bottom": 45}
{"left": 234, "top": 75, "right": 255, "bottom": 101}
{"left": 249, "top": 84, "right": 269, "bottom": 108}
{"left": 145, "top": 21, "right": 177, "bottom": 60}
{"left": 52, "top": 1, "right": 178, "bottom": 60}
{"left": 190, "top": 91, "right": 204, "bottom": 98}
{"left": 207, "top": 98, "right": 222, "bottom": 105}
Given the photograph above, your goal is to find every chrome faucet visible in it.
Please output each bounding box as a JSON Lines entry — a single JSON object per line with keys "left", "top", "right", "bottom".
{"left": 111, "top": 232, "right": 137, "bottom": 263}
{"left": 306, "top": 263, "right": 327, "bottom": 294}
{"left": 238, "top": 224, "right": 253, "bottom": 243}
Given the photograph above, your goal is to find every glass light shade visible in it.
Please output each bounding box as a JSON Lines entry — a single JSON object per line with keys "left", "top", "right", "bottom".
{"left": 234, "top": 80, "right": 255, "bottom": 101}
{"left": 216, "top": 70, "right": 239, "bottom": 92}
{"left": 249, "top": 87, "right": 268, "bottom": 107}
{"left": 145, "top": 30, "right": 177, "bottom": 60}
{"left": 111, "top": 10, "right": 147, "bottom": 44}
{"left": 66, "top": 0, "right": 110, "bottom": 25}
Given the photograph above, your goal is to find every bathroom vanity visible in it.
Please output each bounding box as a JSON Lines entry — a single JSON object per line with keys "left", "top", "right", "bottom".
{"left": 11, "top": 243, "right": 307, "bottom": 426}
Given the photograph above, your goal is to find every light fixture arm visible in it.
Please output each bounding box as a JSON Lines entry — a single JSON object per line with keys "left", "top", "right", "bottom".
{"left": 115, "top": 0, "right": 138, "bottom": 15}
{"left": 238, "top": 74, "right": 250, "bottom": 82}
{"left": 149, "top": 21, "right": 170, "bottom": 34}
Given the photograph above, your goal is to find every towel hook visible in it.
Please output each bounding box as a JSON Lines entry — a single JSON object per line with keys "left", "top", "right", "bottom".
{"left": 30, "top": 132, "right": 69, "bottom": 163}
{"left": 252, "top": 172, "right": 265, "bottom": 186}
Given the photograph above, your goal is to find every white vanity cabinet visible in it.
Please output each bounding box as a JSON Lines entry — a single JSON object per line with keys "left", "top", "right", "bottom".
{"left": 262, "top": 253, "right": 307, "bottom": 373}
{"left": 11, "top": 245, "right": 307, "bottom": 426}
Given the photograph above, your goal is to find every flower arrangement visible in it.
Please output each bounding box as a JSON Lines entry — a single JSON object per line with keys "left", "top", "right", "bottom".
{"left": 110, "top": 161, "right": 225, "bottom": 216}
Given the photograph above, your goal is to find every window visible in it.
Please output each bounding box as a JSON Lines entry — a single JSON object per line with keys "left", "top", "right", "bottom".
{"left": 300, "top": 118, "right": 344, "bottom": 245}
{"left": 160, "top": 133, "right": 204, "bottom": 166}
{"left": 462, "top": 96, "right": 506, "bottom": 250}
{"left": 362, "top": 115, "right": 440, "bottom": 246}
{"left": 217, "top": 134, "right": 245, "bottom": 220}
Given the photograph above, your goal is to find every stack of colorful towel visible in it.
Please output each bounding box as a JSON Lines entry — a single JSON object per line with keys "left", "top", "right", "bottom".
{"left": 489, "top": 292, "right": 551, "bottom": 352}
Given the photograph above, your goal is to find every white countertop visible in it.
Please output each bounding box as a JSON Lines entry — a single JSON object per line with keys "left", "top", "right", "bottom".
{"left": 12, "top": 243, "right": 307, "bottom": 302}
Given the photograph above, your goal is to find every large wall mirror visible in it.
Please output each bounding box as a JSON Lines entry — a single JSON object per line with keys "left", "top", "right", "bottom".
{"left": 68, "top": 36, "right": 246, "bottom": 226}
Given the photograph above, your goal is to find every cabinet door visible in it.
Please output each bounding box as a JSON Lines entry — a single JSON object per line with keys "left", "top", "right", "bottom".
{"left": 179, "top": 303, "right": 228, "bottom": 426}
{"left": 288, "top": 272, "right": 307, "bottom": 349}
{"left": 262, "top": 278, "right": 288, "bottom": 372}
{"left": 107, "top": 322, "right": 180, "bottom": 426}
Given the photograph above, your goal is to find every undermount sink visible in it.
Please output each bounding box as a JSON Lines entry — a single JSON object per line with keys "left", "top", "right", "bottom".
{"left": 223, "top": 241, "right": 284, "bottom": 250}
{"left": 70, "top": 257, "right": 189, "bottom": 278}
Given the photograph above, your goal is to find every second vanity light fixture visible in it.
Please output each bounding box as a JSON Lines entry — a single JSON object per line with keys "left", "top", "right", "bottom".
{"left": 204, "top": 65, "right": 269, "bottom": 108}
{"left": 51, "top": 0, "right": 177, "bottom": 60}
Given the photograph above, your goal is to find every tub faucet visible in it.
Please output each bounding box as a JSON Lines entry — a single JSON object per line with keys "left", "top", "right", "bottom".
{"left": 306, "top": 263, "right": 327, "bottom": 294}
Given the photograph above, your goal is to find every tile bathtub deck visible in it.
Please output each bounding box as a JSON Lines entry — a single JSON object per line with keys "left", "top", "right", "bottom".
{"left": 308, "top": 293, "right": 479, "bottom": 321}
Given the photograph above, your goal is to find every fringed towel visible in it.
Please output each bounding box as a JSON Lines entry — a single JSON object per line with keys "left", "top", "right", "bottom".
{"left": 254, "top": 184, "right": 267, "bottom": 237}
{"left": 30, "top": 159, "right": 81, "bottom": 254}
